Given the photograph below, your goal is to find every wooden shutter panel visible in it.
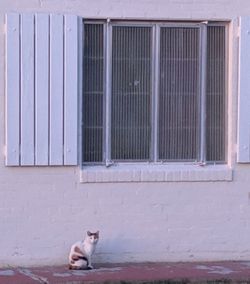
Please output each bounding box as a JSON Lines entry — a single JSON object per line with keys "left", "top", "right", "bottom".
{"left": 6, "top": 13, "right": 20, "bottom": 165}
{"left": 238, "top": 17, "right": 250, "bottom": 163}
{"left": 6, "top": 13, "right": 80, "bottom": 166}
{"left": 35, "top": 14, "right": 49, "bottom": 165}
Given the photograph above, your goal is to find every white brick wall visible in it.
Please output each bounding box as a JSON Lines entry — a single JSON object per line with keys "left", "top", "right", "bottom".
{"left": 0, "top": 0, "right": 250, "bottom": 267}
{"left": 81, "top": 165, "right": 233, "bottom": 183}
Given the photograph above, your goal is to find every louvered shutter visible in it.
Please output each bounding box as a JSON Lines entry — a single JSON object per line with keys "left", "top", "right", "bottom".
{"left": 238, "top": 17, "right": 250, "bottom": 162}
{"left": 6, "top": 13, "right": 81, "bottom": 166}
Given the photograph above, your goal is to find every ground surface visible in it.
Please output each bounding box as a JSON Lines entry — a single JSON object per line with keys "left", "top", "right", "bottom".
{"left": 1, "top": 262, "right": 250, "bottom": 283}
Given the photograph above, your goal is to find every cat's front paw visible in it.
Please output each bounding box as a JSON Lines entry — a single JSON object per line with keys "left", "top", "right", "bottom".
{"left": 87, "top": 265, "right": 94, "bottom": 270}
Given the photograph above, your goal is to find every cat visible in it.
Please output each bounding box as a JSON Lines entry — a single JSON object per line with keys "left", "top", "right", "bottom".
{"left": 69, "top": 231, "right": 99, "bottom": 270}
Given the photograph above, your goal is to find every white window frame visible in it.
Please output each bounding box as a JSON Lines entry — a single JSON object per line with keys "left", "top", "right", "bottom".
{"left": 80, "top": 19, "right": 233, "bottom": 183}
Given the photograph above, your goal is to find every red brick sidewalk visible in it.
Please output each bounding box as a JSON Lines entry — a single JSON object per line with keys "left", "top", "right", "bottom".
{"left": 1, "top": 261, "right": 250, "bottom": 283}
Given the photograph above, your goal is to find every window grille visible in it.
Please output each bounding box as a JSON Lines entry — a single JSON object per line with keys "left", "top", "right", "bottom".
{"left": 83, "top": 24, "right": 104, "bottom": 162}
{"left": 206, "top": 26, "right": 226, "bottom": 162}
{"left": 111, "top": 26, "right": 152, "bottom": 161}
{"left": 158, "top": 27, "right": 200, "bottom": 161}
{"left": 82, "top": 21, "right": 227, "bottom": 165}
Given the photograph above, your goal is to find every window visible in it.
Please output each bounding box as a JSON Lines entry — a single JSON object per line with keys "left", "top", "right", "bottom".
{"left": 82, "top": 21, "right": 227, "bottom": 166}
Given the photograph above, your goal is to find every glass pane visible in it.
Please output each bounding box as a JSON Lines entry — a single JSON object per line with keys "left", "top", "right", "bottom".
{"left": 158, "top": 27, "right": 200, "bottom": 161}
{"left": 82, "top": 24, "right": 104, "bottom": 162}
{"left": 111, "top": 26, "right": 152, "bottom": 161}
{"left": 206, "top": 26, "right": 226, "bottom": 162}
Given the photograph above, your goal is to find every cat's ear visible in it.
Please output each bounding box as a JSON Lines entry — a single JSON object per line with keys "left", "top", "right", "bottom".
{"left": 96, "top": 231, "right": 99, "bottom": 237}
{"left": 87, "top": 231, "right": 92, "bottom": 236}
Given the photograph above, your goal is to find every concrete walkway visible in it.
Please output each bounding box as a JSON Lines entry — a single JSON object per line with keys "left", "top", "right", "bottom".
{"left": 1, "top": 262, "right": 250, "bottom": 283}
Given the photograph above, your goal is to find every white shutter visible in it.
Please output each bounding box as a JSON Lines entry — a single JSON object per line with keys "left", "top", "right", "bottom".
{"left": 20, "top": 14, "right": 35, "bottom": 165}
{"left": 6, "top": 13, "right": 20, "bottom": 165}
{"left": 238, "top": 16, "right": 250, "bottom": 163}
{"left": 50, "top": 14, "right": 64, "bottom": 165}
{"left": 64, "top": 15, "right": 80, "bottom": 165}
{"left": 35, "top": 14, "right": 49, "bottom": 165}
{"left": 6, "top": 13, "right": 80, "bottom": 166}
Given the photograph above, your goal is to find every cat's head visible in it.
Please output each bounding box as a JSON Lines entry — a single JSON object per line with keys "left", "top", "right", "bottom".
{"left": 86, "top": 231, "right": 99, "bottom": 244}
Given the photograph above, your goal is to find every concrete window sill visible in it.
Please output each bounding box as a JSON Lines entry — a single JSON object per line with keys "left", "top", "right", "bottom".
{"left": 80, "top": 164, "right": 233, "bottom": 183}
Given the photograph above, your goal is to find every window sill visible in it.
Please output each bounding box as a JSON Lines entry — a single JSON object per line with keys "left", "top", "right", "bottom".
{"left": 80, "top": 164, "right": 233, "bottom": 183}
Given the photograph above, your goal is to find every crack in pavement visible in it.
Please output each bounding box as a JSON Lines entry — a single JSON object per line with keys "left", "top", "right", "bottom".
{"left": 18, "top": 268, "right": 49, "bottom": 284}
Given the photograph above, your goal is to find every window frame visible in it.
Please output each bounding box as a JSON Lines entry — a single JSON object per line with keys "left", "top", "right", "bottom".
{"left": 81, "top": 19, "right": 229, "bottom": 167}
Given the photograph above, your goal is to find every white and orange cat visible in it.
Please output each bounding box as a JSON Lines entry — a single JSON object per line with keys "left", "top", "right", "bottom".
{"left": 69, "top": 231, "right": 99, "bottom": 270}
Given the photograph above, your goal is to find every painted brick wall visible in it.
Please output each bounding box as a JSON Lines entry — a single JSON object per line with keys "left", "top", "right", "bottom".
{"left": 0, "top": 0, "right": 250, "bottom": 267}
